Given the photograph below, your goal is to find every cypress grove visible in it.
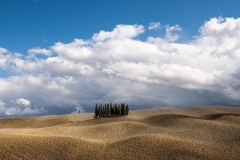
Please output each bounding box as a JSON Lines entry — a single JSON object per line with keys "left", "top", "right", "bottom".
{"left": 94, "top": 103, "right": 129, "bottom": 118}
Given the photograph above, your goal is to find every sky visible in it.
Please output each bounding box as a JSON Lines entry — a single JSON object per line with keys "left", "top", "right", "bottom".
{"left": 1, "top": 0, "right": 240, "bottom": 117}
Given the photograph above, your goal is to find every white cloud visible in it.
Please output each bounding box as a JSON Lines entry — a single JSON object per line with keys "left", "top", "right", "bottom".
{"left": 103, "top": 62, "right": 218, "bottom": 89}
{"left": 14, "top": 53, "right": 23, "bottom": 57}
{"left": 71, "top": 105, "right": 85, "bottom": 113}
{"left": 148, "top": 22, "right": 161, "bottom": 30}
{"left": 14, "top": 98, "right": 31, "bottom": 106}
{"left": 0, "top": 99, "right": 44, "bottom": 116}
{"left": 28, "top": 47, "right": 52, "bottom": 56}
{"left": 165, "top": 24, "right": 182, "bottom": 42}
{"left": 92, "top": 24, "right": 144, "bottom": 41}
{"left": 197, "top": 17, "right": 240, "bottom": 60}
{"left": 0, "top": 47, "right": 8, "bottom": 54}
{"left": 0, "top": 48, "right": 20, "bottom": 70}
{"left": 50, "top": 39, "right": 91, "bottom": 61}
{"left": 1, "top": 17, "right": 240, "bottom": 116}
{"left": 199, "top": 17, "right": 240, "bottom": 38}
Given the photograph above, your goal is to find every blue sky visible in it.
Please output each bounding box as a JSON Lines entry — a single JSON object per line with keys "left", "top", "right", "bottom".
{"left": 1, "top": 0, "right": 240, "bottom": 53}
{"left": 1, "top": 0, "right": 240, "bottom": 117}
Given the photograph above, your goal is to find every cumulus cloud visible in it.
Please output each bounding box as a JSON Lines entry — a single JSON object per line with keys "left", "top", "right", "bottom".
{"left": 28, "top": 47, "right": 52, "bottom": 56}
{"left": 148, "top": 22, "right": 161, "bottom": 30}
{"left": 1, "top": 17, "right": 240, "bottom": 117}
{"left": 199, "top": 17, "right": 240, "bottom": 37}
{"left": 0, "top": 48, "right": 21, "bottom": 70}
{"left": 0, "top": 99, "right": 45, "bottom": 116}
{"left": 14, "top": 98, "right": 31, "bottom": 106}
{"left": 0, "top": 47, "right": 8, "bottom": 54}
{"left": 92, "top": 24, "right": 144, "bottom": 41}
{"left": 165, "top": 24, "right": 182, "bottom": 42}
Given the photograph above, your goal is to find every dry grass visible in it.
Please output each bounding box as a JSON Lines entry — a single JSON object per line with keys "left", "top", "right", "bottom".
{"left": 0, "top": 106, "right": 240, "bottom": 159}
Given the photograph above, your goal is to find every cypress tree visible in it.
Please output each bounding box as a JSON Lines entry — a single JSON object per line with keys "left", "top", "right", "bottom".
{"left": 98, "top": 104, "right": 100, "bottom": 118}
{"left": 103, "top": 106, "right": 105, "bottom": 118}
{"left": 109, "top": 103, "right": 112, "bottom": 117}
{"left": 114, "top": 103, "right": 117, "bottom": 116}
{"left": 126, "top": 105, "right": 129, "bottom": 115}
{"left": 107, "top": 105, "right": 109, "bottom": 118}
{"left": 122, "top": 103, "right": 126, "bottom": 117}
{"left": 105, "top": 105, "right": 108, "bottom": 118}
{"left": 98, "top": 105, "right": 100, "bottom": 118}
{"left": 109, "top": 105, "right": 111, "bottom": 116}
{"left": 105, "top": 104, "right": 107, "bottom": 117}
{"left": 105, "top": 105, "right": 107, "bottom": 117}
{"left": 113, "top": 103, "right": 116, "bottom": 116}
{"left": 118, "top": 105, "right": 121, "bottom": 116}
{"left": 101, "top": 105, "right": 103, "bottom": 118}
{"left": 115, "top": 105, "right": 118, "bottom": 116}
{"left": 106, "top": 103, "right": 109, "bottom": 117}
{"left": 110, "top": 105, "right": 113, "bottom": 116}
{"left": 120, "top": 103, "right": 123, "bottom": 116}
{"left": 95, "top": 104, "right": 99, "bottom": 118}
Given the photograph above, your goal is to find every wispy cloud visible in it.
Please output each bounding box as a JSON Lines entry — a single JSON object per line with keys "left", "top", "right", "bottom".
{"left": 42, "top": 39, "right": 48, "bottom": 42}
{"left": 148, "top": 22, "right": 161, "bottom": 30}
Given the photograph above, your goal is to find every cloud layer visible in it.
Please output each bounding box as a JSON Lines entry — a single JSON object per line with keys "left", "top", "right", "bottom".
{"left": 1, "top": 17, "right": 240, "bottom": 117}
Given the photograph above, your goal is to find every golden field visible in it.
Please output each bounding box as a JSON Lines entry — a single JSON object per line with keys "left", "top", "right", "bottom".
{"left": 0, "top": 106, "right": 240, "bottom": 159}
